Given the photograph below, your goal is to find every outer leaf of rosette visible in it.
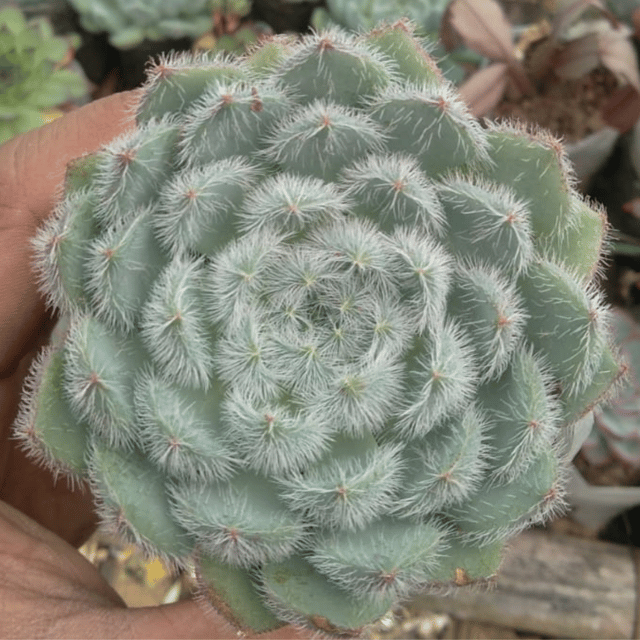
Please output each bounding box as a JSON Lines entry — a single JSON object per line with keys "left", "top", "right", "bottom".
{"left": 89, "top": 443, "right": 193, "bottom": 562}
{"left": 544, "top": 194, "right": 608, "bottom": 283}
{"left": 86, "top": 205, "right": 169, "bottom": 332}
{"left": 474, "top": 346, "right": 560, "bottom": 481}
{"left": 94, "top": 119, "right": 181, "bottom": 228}
{"left": 64, "top": 152, "right": 102, "bottom": 194}
{"left": 364, "top": 20, "right": 443, "bottom": 85}
{"left": 244, "top": 34, "right": 297, "bottom": 77}
{"left": 480, "top": 125, "right": 574, "bottom": 243}
{"left": 197, "top": 555, "right": 283, "bottom": 634}
{"left": 180, "top": 81, "right": 291, "bottom": 167}
{"left": 260, "top": 555, "right": 394, "bottom": 635}
{"left": 169, "top": 471, "right": 306, "bottom": 568}
{"left": 39, "top": 187, "right": 100, "bottom": 314}
{"left": 428, "top": 534, "right": 505, "bottom": 586}
{"left": 445, "top": 448, "right": 560, "bottom": 544}
{"left": 369, "top": 84, "right": 492, "bottom": 178}
{"left": 558, "top": 344, "right": 624, "bottom": 427}
{"left": 277, "top": 31, "right": 391, "bottom": 108}
{"left": 518, "top": 259, "right": 608, "bottom": 396}
{"left": 137, "top": 58, "right": 247, "bottom": 123}
{"left": 64, "top": 317, "right": 147, "bottom": 448}
{"left": 14, "top": 347, "right": 91, "bottom": 479}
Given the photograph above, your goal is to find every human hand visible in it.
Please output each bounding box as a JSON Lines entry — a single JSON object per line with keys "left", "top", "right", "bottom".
{"left": 0, "top": 94, "right": 308, "bottom": 639}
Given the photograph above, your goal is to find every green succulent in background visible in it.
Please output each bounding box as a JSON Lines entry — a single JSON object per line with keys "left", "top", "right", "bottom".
{"left": 13, "top": 0, "right": 69, "bottom": 19}
{"left": 211, "top": 0, "right": 252, "bottom": 18}
{"left": 606, "top": 0, "right": 640, "bottom": 24}
{"left": 16, "top": 21, "right": 621, "bottom": 636}
{"left": 67, "top": 0, "right": 216, "bottom": 49}
{"left": 311, "top": 0, "right": 448, "bottom": 33}
{"left": 582, "top": 307, "right": 640, "bottom": 472}
{"left": 0, "top": 5, "right": 86, "bottom": 145}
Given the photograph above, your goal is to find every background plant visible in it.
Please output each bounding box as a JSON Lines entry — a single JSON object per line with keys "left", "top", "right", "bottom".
{"left": 15, "top": 20, "right": 620, "bottom": 635}
{"left": 311, "top": 0, "right": 448, "bottom": 34}
{"left": 442, "top": 0, "right": 640, "bottom": 132}
{"left": 192, "top": 0, "right": 273, "bottom": 58}
{"left": 606, "top": 0, "right": 640, "bottom": 26}
{"left": 581, "top": 307, "right": 640, "bottom": 484}
{"left": 67, "top": 0, "right": 216, "bottom": 49}
{"left": 0, "top": 4, "right": 87, "bottom": 145}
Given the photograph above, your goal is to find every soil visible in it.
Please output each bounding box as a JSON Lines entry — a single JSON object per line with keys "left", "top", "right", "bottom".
{"left": 574, "top": 450, "right": 640, "bottom": 487}
{"left": 493, "top": 60, "right": 619, "bottom": 143}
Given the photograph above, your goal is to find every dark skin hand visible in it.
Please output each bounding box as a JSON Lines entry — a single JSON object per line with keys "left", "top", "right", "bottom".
{"left": 0, "top": 93, "right": 307, "bottom": 639}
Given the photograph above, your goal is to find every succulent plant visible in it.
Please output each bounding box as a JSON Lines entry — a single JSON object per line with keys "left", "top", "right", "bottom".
{"left": 210, "top": 0, "right": 252, "bottom": 24}
{"left": 15, "top": 22, "right": 621, "bottom": 635}
{"left": 67, "top": 0, "right": 215, "bottom": 49}
{"left": 0, "top": 5, "right": 86, "bottom": 145}
{"left": 311, "top": 0, "right": 448, "bottom": 34}
{"left": 13, "top": 0, "right": 69, "bottom": 20}
{"left": 582, "top": 307, "right": 640, "bottom": 473}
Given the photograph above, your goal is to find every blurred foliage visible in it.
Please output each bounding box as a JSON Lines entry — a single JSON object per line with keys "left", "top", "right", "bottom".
{"left": 0, "top": 5, "right": 86, "bottom": 145}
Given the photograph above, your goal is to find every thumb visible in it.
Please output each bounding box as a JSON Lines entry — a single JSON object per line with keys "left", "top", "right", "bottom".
{"left": 114, "top": 600, "right": 311, "bottom": 640}
{"left": 0, "top": 501, "right": 312, "bottom": 640}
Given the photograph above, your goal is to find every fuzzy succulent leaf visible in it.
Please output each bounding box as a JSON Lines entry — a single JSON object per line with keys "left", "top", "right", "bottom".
{"left": 198, "top": 556, "right": 281, "bottom": 633}
{"left": 260, "top": 555, "right": 394, "bottom": 633}
{"left": 13, "top": 347, "right": 90, "bottom": 480}
{"left": 90, "top": 442, "right": 194, "bottom": 560}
